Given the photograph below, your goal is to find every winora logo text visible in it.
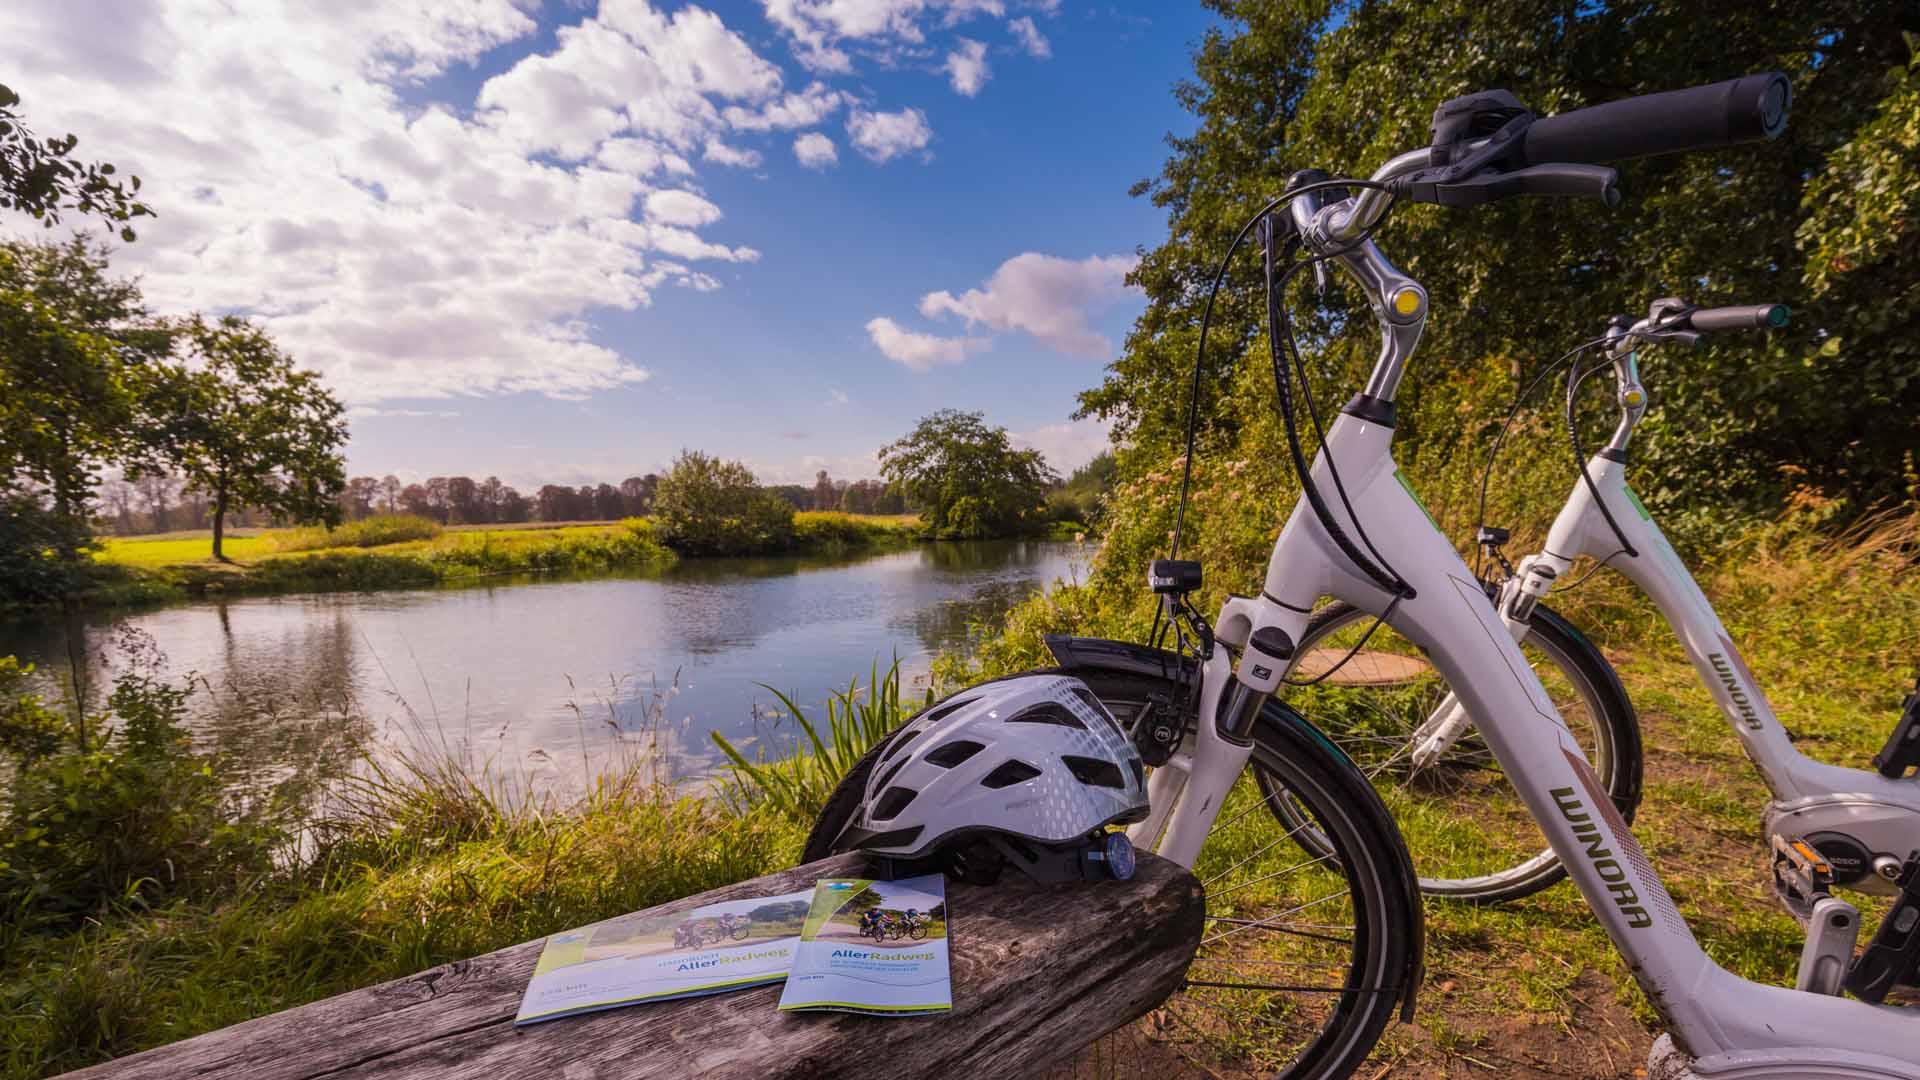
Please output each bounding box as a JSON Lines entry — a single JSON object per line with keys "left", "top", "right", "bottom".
{"left": 1706, "top": 652, "right": 1762, "bottom": 731}
{"left": 1550, "top": 786, "right": 1652, "bottom": 929}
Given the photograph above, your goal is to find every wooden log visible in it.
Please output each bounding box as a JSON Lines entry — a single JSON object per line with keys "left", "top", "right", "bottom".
{"left": 64, "top": 851, "right": 1203, "bottom": 1080}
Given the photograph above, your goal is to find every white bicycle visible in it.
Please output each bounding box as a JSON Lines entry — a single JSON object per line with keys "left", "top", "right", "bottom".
{"left": 1457, "top": 292, "right": 1920, "bottom": 999}
{"left": 810, "top": 73, "right": 1920, "bottom": 1078}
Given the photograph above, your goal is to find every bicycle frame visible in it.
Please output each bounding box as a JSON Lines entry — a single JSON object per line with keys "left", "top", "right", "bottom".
{"left": 1497, "top": 438, "right": 1920, "bottom": 891}
{"left": 1129, "top": 155, "right": 1920, "bottom": 1077}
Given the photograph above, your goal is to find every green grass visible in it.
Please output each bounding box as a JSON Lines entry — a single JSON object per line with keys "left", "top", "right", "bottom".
{"left": 70, "top": 513, "right": 929, "bottom": 610}
{"left": 0, "top": 741, "right": 804, "bottom": 1079}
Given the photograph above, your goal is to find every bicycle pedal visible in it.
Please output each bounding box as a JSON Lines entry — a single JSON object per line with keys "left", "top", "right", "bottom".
{"left": 1845, "top": 849, "right": 1920, "bottom": 1004}
{"left": 1771, "top": 834, "right": 1834, "bottom": 924}
{"left": 1871, "top": 687, "right": 1920, "bottom": 779}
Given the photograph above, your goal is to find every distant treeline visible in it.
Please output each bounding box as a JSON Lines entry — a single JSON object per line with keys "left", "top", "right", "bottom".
{"left": 95, "top": 469, "right": 914, "bottom": 535}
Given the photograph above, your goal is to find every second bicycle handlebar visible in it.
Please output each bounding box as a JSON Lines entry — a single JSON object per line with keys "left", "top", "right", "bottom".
{"left": 1677, "top": 303, "right": 1791, "bottom": 333}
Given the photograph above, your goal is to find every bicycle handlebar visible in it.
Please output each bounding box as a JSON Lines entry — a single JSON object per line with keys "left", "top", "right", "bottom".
{"left": 1677, "top": 303, "right": 1791, "bottom": 332}
{"left": 1517, "top": 73, "right": 1791, "bottom": 167}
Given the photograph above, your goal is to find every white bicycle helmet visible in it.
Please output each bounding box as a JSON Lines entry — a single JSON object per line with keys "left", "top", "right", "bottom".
{"left": 827, "top": 674, "right": 1150, "bottom": 883}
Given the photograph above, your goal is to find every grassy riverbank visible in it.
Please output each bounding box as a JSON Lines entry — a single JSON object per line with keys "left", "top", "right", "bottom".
{"left": 61, "top": 512, "right": 926, "bottom": 610}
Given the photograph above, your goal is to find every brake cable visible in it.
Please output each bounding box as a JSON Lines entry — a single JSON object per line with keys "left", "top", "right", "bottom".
{"left": 1470, "top": 333, "right": 1612, "bottom": 579}
{"left": 1564, "top": 351, "right": 1639, "bottom": 561}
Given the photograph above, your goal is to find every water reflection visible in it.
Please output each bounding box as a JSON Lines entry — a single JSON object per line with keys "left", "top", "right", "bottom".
{"left": 0, "top": 540, "right": 1082, "bottom": 798}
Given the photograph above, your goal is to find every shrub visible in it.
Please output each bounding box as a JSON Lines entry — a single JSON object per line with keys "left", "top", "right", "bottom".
{"left": 653, "top": 451, "right": 796, "bottom": 556}
{"left": 272, "top": 514, "right": 441, "bottom": 552}
{"left": 0, "top": 658, "right": 288, "bottom": 929}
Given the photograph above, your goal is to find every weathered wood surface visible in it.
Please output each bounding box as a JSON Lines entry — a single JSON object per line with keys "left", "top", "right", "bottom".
{"left": 66, "top": 851, "right": 1202, "bottom": 1080}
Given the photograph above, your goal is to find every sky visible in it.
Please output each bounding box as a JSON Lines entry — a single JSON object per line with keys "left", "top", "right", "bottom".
{"left": 0, "top": 0, "right": 1218, "bottom": 489}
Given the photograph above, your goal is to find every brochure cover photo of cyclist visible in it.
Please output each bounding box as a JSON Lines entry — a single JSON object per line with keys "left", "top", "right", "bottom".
{"left": 777, "top": 875, "right": 952, "bottom": 1016}
{"left": 515, "top": 888, "right": 815, "bottom": 1024}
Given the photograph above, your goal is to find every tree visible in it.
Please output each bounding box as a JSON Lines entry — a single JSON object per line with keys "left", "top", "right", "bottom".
{"left": 812, "top": 470, "right": 837, "bottom": 511}
{"left": 879, "top": 410, "right": 1055, "bottom": 538}
{"left": 341, "top": 476, "right": 378, "bottom": 521}
{"left": 593, "top": 482, "right": 623, "bottom": 520}
{"left": 446, "top": 475, "right": 480, "bottom": 524}
{"left": 620, "top": 474, "right": 657, "bottom": 516}
{"left": 399, "top": 483, "right": 433, "bottom": 520}
{"left": 135, "top": 472, "right": 177, "bottom": 533}
{"left": 377, "top": 474, "right": 402, "bottom": 513}
{"left": 0, "top": 238, "right": 167, "bottom": 553}
{"left": 98, "top": 473, "right": 136, "bottom": 534}
{"left": 0, "top": 83, "right": 152, "bottom": 240}
{"left": 148, "top": 316, "right": 348, "bottom": 560}
{"left": 1091, "top": 0, "right": 1920, "bottom": 534}
{"left": 652, "top": 450, "right": 796, "bottom": 555}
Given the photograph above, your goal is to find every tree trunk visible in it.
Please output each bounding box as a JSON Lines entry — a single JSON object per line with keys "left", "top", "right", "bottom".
{"left": 212, "top": 485, "right": 229, "bottom": 562}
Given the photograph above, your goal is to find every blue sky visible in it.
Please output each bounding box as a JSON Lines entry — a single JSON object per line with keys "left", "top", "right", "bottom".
{"left": 2, "top": 1, "right": 1218, "bottom": 488}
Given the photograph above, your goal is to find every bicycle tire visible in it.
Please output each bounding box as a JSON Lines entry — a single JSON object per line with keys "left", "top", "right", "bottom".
{"left": 910, "top": 924, "right": 928, "bottom": 941}
{"left": 805, "top": 666, "right": 1419, "bottom": 1080}
{"left": 728, "top": 925, "right": 750, "bottom": 941}
{"left": 1275, "top": 600, "right": 1641, "bottom": 904}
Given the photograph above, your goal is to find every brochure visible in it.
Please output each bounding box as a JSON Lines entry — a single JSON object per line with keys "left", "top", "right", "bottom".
{"left": 515, "top": 888, "right": 815, "bottom": 1024}
{"left": 777, "top": 873, "right": 952, "bottom": 1016}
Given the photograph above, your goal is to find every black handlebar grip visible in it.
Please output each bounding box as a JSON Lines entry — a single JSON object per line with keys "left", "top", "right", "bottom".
{"left": 1683, "top": 303, "right": 1791, "bottom": 332}
{"left": 1517, "top": 73, "right": 1790, "bottom": 166}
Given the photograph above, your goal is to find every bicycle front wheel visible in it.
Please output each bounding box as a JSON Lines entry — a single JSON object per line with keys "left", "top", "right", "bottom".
{"left": 1278, "top": 600, "right": 1641, "bottom": 904}
{"left": 806, "top": 666, "right": 1419, "bottom": 1080}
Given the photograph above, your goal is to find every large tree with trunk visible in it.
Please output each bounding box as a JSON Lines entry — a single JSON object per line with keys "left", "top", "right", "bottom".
{"left": 149, "top": 316, "right": 347, "bottom": 560}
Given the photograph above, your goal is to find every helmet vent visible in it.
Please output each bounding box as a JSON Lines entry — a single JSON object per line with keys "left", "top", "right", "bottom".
{"left": 878, "top": 726, "right": 922, "bottom": 763}
{"left": 1129, "top": 758, "right": 1146, "bottom": 787}
{"left": 923, "top": 740, "right": 985, "bottom": 769}
{"left": 874, "top": 756, "right": 910, "bottom": 796}
{"left": 1062, "top": 754, "right": 1126, "bottom": 790}
{"left": 980, "top": 760, "right": 1042, "bottom": 789}
{"left": 874, "top": 786, "right": 919, "bottom": 820}
{"left": 1006, "top": 702, "right": 1085, "bottom": 730}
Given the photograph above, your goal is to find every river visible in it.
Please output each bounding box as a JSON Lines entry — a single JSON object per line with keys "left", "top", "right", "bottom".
{"left": 0, "top": 540, "right": 1084, "bottom": 798}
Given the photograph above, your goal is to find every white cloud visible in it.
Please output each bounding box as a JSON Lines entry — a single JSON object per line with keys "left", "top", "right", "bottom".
{"left": 347, "top": 406, "right": 466, "bottom": 420}
{"left": 794, "top": 132, "right": 839, "bottom": 169}
{"left": 919, "top": 253, "right": 1138, "bottom": 357}
{"left": 827, "top": 388, "right": 850, "bottom": 405}
{"left": 1008, "top": 16, "right": 1050, "bottom": 58}
{"left": 644, "top": 189, "right": 723, "bottom": 227}
{"left": 846, "top": 107, "right": 933, "bottom": 163}
{"left": 0, "top": 1, "right": 804, "bottom": 404}
{"left": 702, "top": 138, "right": 763, "bottom": 167}
{"left": 724, "top": 82, "right": 846, "bottom": 131}
{"left": 944, "top": 39, "right": 990, "bottom": 96}
{"left": 865, "top": 316, "right": 987, "bottom": 372}
{"left": 1013, "top": 417, "right": 1112, "bottom": 475}
{"left": 761, "top": 0, "right": 1003, "bottom": 72}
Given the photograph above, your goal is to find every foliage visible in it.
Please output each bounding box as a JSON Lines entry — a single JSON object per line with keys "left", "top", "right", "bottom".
{"left": 271, "top": 513, "right": 442, "bottom": 552}
{"left": 879, "top": 409, "right": 1057, "bottom": 539}
{"left": 0, "top": 83, "right": 152, "bottom": 241}
{"left": 0, "top": 657, "right": 64, "bottom": 761}
{"left": 713, "top": 658, "right": 925, "bottom": 825}
{"left": 1, "top": 747, "right": 800, "bottom": 1078}
{"left": 0, "top": 489, "right": 98, "bottom": 606}
{"left": 1087, "top": 0, "right": 1920, "bottom": 554}
{"left": 0, "top": 658, "right": 289, "bottom": 932}
{"left": 1047, "top": 450, "right": 1118, "bottom": 527}
{"left": 651, "top": 450, "right": 796, "bottom": 556}
{"left": 790, "top": 511, "right": 921, "bottom": 552}
{"left": 0, "top": 238, "right": 168, "bottom": 588}
{"left": 146, "top": 315, "right": 348, "bottom": 560}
